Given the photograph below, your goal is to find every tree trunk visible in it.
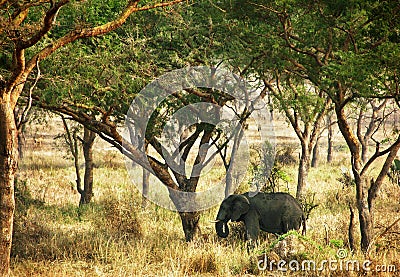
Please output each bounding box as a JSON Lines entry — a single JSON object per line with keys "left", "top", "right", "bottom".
{"left": 225, "top": 125, "right": 244, "bottom": 197}
{"left": 311, "top": 136, "right": 320, "bottom": 168}
{"left": 0, "top": 99, "right": 18, "bottom": 277}
{"left": 360, "top": 141, "right": 368, "bottom": 164}
{"left": 179, "top": 211, "right": 201, "bottom": 242}
{"left": 169, "top": 179, "right": 202, "bottom": 242}
{"left": 15, "top": 103, "right": 33, "bottom": 160}
{"left": 141, "top": 141, "right": 150, "bottom": 209}
{"left": 80, "top": 127, "right": 95, "bottom": 205}
{"left": 296, "top": 143, "right": 310, "bottom": 200}
{"left": 142, "top": 168, "right": 150, "bottom": 209}
{"left": 352, "top": 168, "right": 374, "bottom": 253}
{"left": 348, "top": 204, "right": 355, "bottom": 251}
{"left": 327, "top": 114, "right": 333, "bottom": 163}
{"left": 17, "top": 129, "right": 26, "bottom": 159}
{"left": 357, "top": 196, "right": 373, "bottom": 252}
{"left": 336, "top": 104, "right": 374, "bottom": 252}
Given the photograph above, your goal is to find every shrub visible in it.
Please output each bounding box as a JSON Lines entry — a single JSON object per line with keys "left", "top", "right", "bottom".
{"left": 87, "top": 197, "right": 142, "bottom": 239}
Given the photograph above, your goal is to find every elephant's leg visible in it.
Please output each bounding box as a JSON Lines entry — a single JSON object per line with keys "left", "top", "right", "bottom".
{"left": 283, "top": 215, "right": 301, "bottom": 233}
{"left": 281, "top": 211, "right": 294, "bottom": 234}
{"left": 243, "top": 211, "right": 260, "bottom": 252}
{"left": 243, "top": 210, "right": 260, "bottom": 240}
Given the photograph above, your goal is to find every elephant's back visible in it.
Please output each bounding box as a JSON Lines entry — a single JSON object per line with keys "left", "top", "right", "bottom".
{"left": 254, "top": 192, "right": 297, "bottom": 202}
{"left": 253, "top": 192, "right": 303, "bottom": 215}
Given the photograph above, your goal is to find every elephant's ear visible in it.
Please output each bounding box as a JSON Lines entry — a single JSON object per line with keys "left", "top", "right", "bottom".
{"left": 231, "top": 195, "right": 250, "bottom": 221}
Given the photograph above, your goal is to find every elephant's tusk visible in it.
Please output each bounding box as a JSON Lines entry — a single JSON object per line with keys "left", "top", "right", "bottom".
{"left": 209, "top": 220, "right": 221, "bottom": 223}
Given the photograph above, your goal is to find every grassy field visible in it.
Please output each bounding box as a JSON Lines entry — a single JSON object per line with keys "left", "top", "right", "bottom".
{"left": 10, "top": 118, "right": 400, "bottom": 276}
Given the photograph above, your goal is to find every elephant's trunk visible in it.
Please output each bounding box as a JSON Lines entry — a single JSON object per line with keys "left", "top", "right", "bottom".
{"left": 215, "top": 220, "right": 229, "bottom": 238}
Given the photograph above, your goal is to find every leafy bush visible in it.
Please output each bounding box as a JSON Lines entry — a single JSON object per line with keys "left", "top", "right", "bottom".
{"left": 249, "top": 142, "right": 293, "bottom": 193}
{"left": 388, "top": 159, "right": 400, "bottom": 186}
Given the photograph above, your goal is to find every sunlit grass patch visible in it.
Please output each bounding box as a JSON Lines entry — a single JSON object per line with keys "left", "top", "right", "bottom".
{"left": 11, "top": 125, "right": 400, "bottom": 276}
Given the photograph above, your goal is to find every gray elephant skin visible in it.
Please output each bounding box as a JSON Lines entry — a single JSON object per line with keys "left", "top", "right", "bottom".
{"left": 215, "top": 192, "right": 306, "bottom": 240}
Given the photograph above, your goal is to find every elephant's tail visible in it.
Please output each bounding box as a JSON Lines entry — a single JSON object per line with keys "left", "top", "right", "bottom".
{"left": 301, "top": 215, "right": 306, "bottom": 236}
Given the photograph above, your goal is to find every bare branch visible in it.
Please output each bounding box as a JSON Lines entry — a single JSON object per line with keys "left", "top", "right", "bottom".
{"left": 17, "top": 57, "right": 40, "bottom": 129}
{"left": 60, "top": 114, "right": 82, "bottom": 194}
{"left": 361, "top": 134, "right": 400, "bottom": 176}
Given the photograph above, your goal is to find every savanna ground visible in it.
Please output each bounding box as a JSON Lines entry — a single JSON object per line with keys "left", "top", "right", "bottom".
{"left": 10, "top": 116, "right": 400, "bottom": 276}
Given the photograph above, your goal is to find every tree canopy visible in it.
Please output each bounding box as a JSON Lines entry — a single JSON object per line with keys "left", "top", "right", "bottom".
{"left": 216, "top": 0, "right": 400, "bottom": 251}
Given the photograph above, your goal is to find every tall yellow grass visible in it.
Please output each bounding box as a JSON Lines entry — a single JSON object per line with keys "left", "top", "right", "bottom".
{"left": 11, "top": 122, "right": 400, "bottom": 276}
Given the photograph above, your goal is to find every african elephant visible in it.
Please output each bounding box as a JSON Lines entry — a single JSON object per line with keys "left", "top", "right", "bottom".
{"left": 215, "top": 192, "right": 306, "bottom": 240}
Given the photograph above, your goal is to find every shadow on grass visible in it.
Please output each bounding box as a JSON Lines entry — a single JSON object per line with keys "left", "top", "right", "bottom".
{"left": 12, "top": 180, "right": 142, "bottom": 262}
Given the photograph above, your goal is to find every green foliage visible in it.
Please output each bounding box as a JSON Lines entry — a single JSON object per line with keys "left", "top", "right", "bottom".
{"left": 215, "top": 0, "right": 400, "bottom": 102}
{"left": 266, "top": 230, "right": 304, "bottom": 250}
{"left": 249, "top": 142, "right": 290, "bottom": 193}
{"left": 31, "top": 1, "right": 232, "bottom": 126}
{"left": 330, "top": 239, "right": 344, "bottom": 248}
{"left": 9, "top": 0, "right": 400, "bottom": 118}
{"left": 38, "top": 38, "right": 147, "bottom": 116}
{"left": 388, "top": 159, "right": 400, "bottom": 186}
{"left": 264, "top": 230, "right": 321, "bottom": 255}
{"left": 394, "top": 159, "right": 400, "bottom": 170}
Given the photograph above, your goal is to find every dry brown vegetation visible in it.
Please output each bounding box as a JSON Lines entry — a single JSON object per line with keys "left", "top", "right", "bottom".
{"left": 10, "top": 118, "right": 400, "bottom": 276}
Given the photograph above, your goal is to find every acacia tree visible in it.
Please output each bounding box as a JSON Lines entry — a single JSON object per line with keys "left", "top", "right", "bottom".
{"left": 60, "top": 117, "right": 96, "bottom": 206}
{"left": 29, "top": 1, "right": 270, "bottom": 242}
{"left": 223, "top": 0, "right": 400, "bottom": 251}
{"left": 207, "top": 1, "right": 332, "bottom": 200}
{"left": 264, "top": 77, "right": 330, "bottom": 199}
{"left": 38, "top": 67, "right": 267, "bottom": 242}
{"left": 0, "top": 0, "right": 183, "bottom": 275}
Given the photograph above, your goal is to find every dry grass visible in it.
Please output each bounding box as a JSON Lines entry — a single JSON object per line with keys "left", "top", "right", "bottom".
{"left": 10, "top": 119, "right": 400, "bottom": 276}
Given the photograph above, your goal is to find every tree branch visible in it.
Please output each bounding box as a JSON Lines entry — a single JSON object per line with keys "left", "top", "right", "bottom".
{"left": 24, "top": 0, "right": 184, "bottom": 81}
{"left": 361, "top": 134, "right": 400, "bottom": 176}
{"left": 19, "top": 0, "right": 69, "bottom": 50}
{"left": 16, "top": 57, "right": 40, "bottom": 129}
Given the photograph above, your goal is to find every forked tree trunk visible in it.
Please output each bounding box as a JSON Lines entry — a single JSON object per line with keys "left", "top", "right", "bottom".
{"left": 357, "top": 100, "right": 388, "bottom": 164}
{"left": 336, "top": 104, "right": 375, "bottom": 252}
{"left": 168, "top": 180, "right": 202, "bottom": 242}
{"left": 0, "top": 99, "right": 18, "bottom": 277}
{"left": 61, "top": 119, "right": 95, "bottom": 206}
